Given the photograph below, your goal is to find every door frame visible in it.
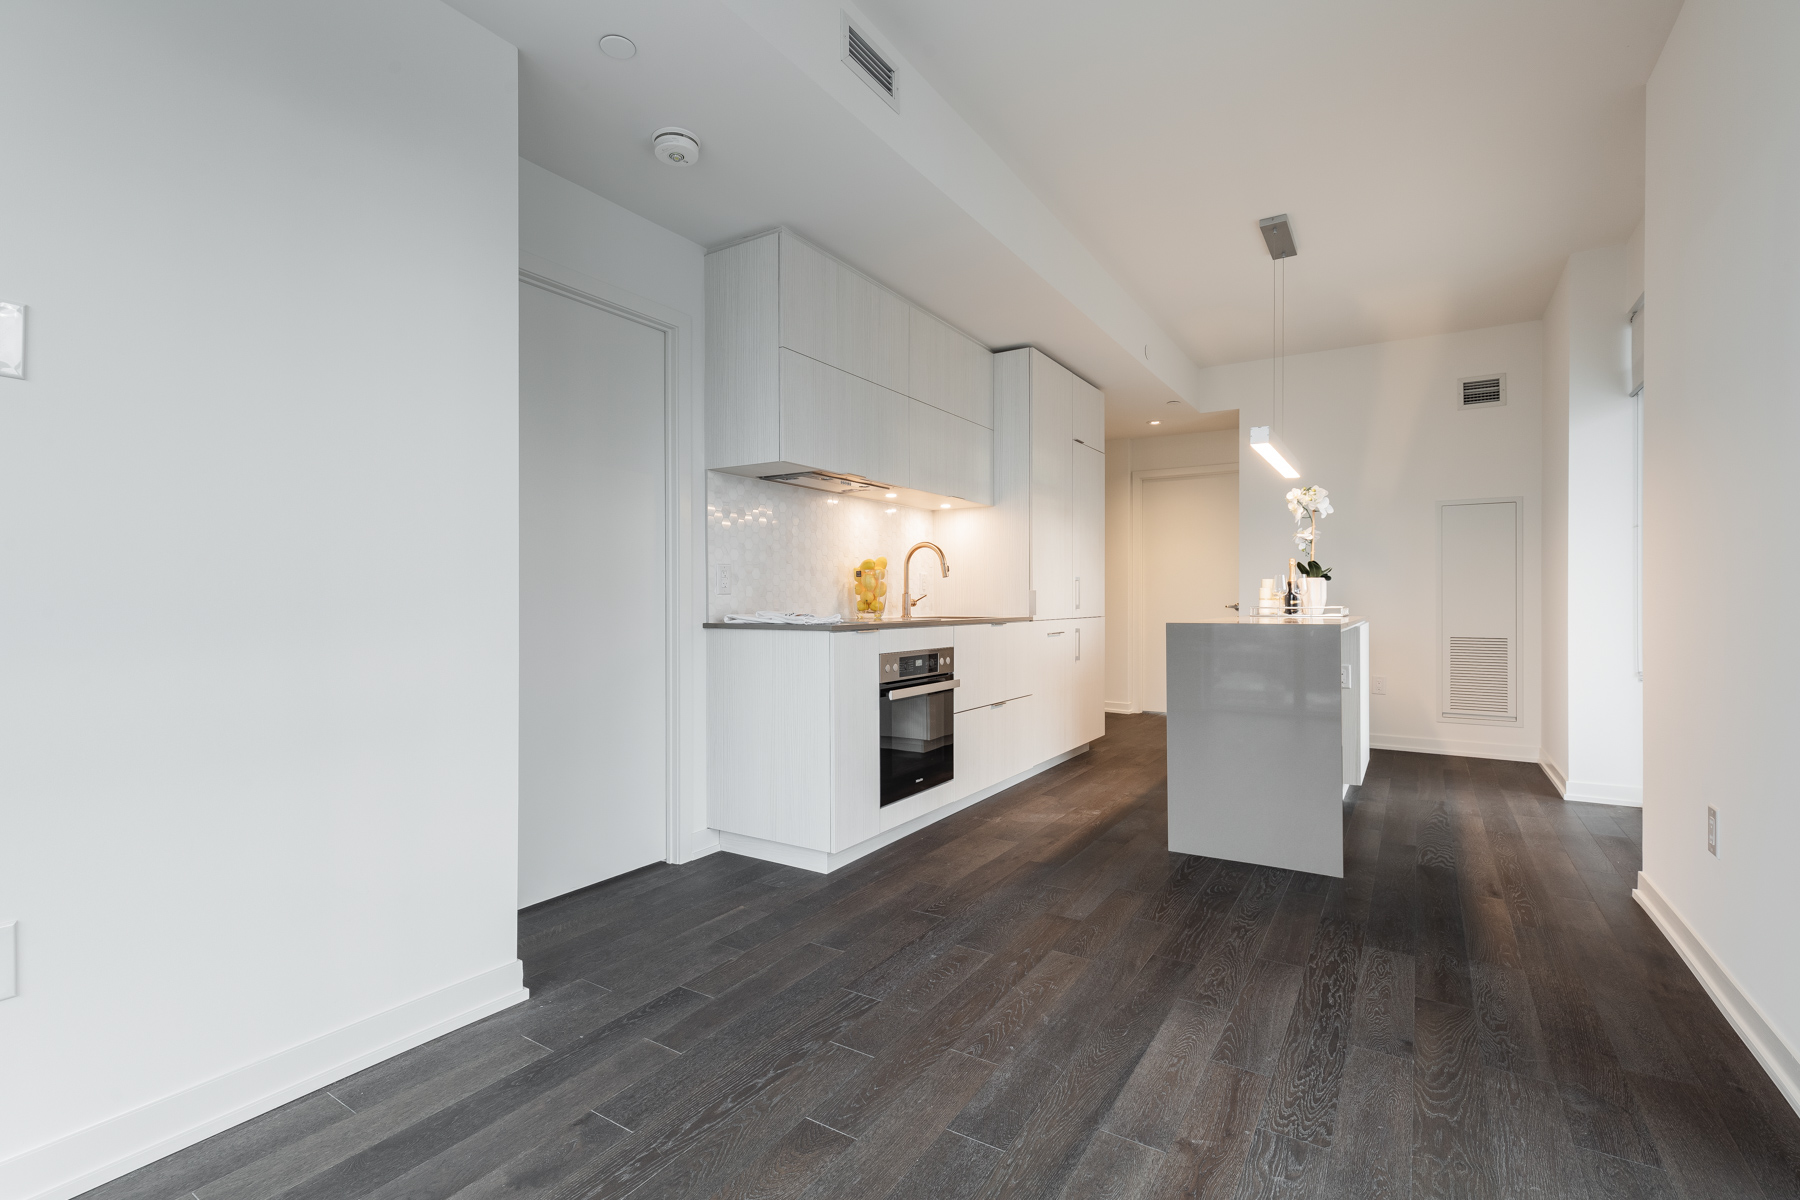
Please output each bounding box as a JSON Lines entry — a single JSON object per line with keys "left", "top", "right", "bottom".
{"left": 1129, "top": 464, "right": 1238, "bottom": 714}
{"left": 520, "top": 254, "right": 704, "bottom": 868}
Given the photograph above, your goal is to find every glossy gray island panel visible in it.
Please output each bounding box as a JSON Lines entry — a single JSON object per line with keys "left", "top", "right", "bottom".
{"left": 1165, "top": 619, "right": 1369, "bottom": 878}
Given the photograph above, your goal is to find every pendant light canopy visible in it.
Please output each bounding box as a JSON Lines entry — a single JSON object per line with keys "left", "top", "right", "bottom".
{"left": 1255, "top": 213, "right": 1300, "bottom": 479}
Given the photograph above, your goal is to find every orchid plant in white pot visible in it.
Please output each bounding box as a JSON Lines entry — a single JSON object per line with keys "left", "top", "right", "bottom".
{"left": 1286, "top": 485, "right": 1334, "bottom": 612}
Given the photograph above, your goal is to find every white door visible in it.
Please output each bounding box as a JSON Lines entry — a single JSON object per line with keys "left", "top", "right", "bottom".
{"left": 519, "top": 281, "right": 667, "bottom": 907}
{"left": 1137, "top": 469, "right": 1238, "bottom": 713}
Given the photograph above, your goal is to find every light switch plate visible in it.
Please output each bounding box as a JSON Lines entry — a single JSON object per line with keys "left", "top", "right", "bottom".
{"left": 1, "top": 921, "right": 16, "bottom": 1000}
{"left": 0, "top": 302, "right": 23, "bottom": 379}
{"left": 1340, "top": 663, "right": 1352, "bottom": 689}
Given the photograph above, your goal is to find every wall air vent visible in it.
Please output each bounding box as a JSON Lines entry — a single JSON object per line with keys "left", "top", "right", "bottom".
{"left": 842, "top": 15, "right": 899, "bottom": 111}
{"left": 1459, "top": 374, "right": 1507, "bottom": 408}
{"left": 1446, "top": 636, "right": 1512, "bottom": 715}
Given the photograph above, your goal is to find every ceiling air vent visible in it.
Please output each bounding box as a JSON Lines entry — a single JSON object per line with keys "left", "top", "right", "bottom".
{"left": 1459, "top": 374, "right": 1507, "bottom": 408}
{"left": 842, "top": 15, "right": 899, "bottom": 111}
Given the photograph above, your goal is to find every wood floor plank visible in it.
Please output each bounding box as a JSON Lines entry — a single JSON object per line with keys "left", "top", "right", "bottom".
{"left": 1574, "top": 1148, "right": 1680, "bottom": 1199}
{"left": 1056, "top": 1130, "right": 1165, "bottom": 1200}
{"left": 1211, "top": 959, "right": 1304, "bottom": 1078}
{"left": 702, "top": 1117, "right": 855, "bottom": 1200}
{"left": 880, "top": 1130, "right": 1003, "bottom": 1200}
{"left": 1102, "top": 999, "right": 1230, "bottom": 1152}
{"left": 1261, "top": 916, "right": 1362, "bottom": 1148}
{"left": 1259, "top": 874, "right": 1330, "bottom": 968}
{"left": 795, "top": 1048, "right": 993, "bottom": 1200}
{"left": 446, "top": 1110, "right": 630, "bottom": 1200}
{"left": 81, "top": 1094, "right": 351, "bottom": 1200}
{"left": 1410, "top": 998, "right": 1490, "bottom": 1200}
{"left": 1628, "top": 1071, "right": 1770, "bottom": 1200}
{"left": 1349, "top": 948, "right": 1415, "bottom": 1060}
{"left": 1234, "top": 1126, "right": 1331, "bottom": 1199}
{"left": 1470, "top": 962, "right": 1551, "bottom": 1082}
{"left": 1321, "top": 1047, "right": 1411, "bottom": 1200}
{"left": 1481, "top": 1066, "right": 1586, "bottom": 1200}
{"left": 1142, "top": 1062, "right": 1270, "bottom": 1200}
{"left": 959, "top": 950, "right": 1090, "bottom": 1064}
{"left": 1185, "top": 867, "right": 1292, "bottom": 1009}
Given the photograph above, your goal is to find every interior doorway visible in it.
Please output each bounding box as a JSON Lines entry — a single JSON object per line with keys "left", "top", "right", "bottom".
{"left": 1133, "top": 465, "right": 1239, "bottom": 713}
{"left": 519, "top": 278, "right": 669, "bottom": 907}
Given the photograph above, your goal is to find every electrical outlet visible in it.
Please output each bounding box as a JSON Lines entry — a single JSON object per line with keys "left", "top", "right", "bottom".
{"left": 1340, "top": 663, "right": 1352, "bottom": 689}
{"left": 714, "top": 565, "right": 731, "bottom": 596}
{"left": 1707, "top": 806, "right": 1717, "bottom": 856}
{"left": 1, "top": 921, "right": 16, "bottom": 1001}
{"left": 1371, "top": 675, "right": 1387, "bottom": 695}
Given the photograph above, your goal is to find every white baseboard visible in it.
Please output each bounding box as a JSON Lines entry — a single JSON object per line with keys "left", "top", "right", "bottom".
{"left": 3, "top": 961, "right": 528, "bottom": 1200}
{"left": 1564, "top": 778, "right": 1643, "bottom": 807}
{"left": 680, "top": 828, "right": 722, "bottom": 861}
{"left": 1103, "top": 700, "right": 1138, "bottom": 714}
{"left": 716, "top": 746, "right": 1087, "bottom": 875}
{"left": 1369, "top": 733, "right": 1542, "bottom": 763}
{"left": 1634, "top": 873, "right": 1800, "bottom": 1119}
{"left": 1538, "top": 756, "right": 1568, "bottom": 796}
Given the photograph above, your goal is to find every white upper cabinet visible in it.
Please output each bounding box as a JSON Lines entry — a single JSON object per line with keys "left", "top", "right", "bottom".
{"left": 1028, "top": 350, "right": 1075, "bottom": 619}
{"left": 909, "top": 307, "right": 994, "bottom": 429}
{"left": 1073, "top": 442, "right": 1105, "bottom": 617}
{"left": 781, "top": 349, "right": 910, "bottom": 487}
{"left": 706, "top": 229, "right": 994, "bottom": 508}
{"left": 1072, "top": 375, "right": 1105, "bottom": 449}
{"left": 909, "top": 399, "right": 994, "bottom": 505}
{"left": 779, "top": 233, "right": 910, "bottom": 394}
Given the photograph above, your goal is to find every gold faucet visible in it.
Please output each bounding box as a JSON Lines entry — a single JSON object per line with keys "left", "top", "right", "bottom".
{"left": 901, "top": 542, "right": 949, "bottom": 619}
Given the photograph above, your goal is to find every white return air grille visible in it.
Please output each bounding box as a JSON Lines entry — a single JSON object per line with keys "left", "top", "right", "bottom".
{"left": 843, "top": 15, "right": 900, "bottom": 110}
{"left": 1446, "top": 637, "right": 1512, "bottom": 716}
{"left": 1459, "top": 374, "right": 1507, "bottom": 408}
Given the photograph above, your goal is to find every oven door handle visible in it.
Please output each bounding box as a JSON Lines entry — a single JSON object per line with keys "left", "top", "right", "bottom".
{"left": 884, "top": 678, "right": 961, "bottom": 700}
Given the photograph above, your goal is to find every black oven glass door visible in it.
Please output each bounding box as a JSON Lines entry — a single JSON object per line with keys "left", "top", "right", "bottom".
{"left": 881, "top": 680, "right": 954, "bottom": 805}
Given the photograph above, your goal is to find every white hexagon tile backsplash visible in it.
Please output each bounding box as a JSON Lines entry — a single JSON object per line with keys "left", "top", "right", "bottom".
{"left": 706, "top": 472, "right": 936, "bottom": 622}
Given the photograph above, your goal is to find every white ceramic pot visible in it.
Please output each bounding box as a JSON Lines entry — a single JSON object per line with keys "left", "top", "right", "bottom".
{"left": 1304, "top": 578, "right": 1328, "bottom": 614}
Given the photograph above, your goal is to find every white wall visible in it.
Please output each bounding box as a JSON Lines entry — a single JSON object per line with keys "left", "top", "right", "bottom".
{"left": 519, "top": 160, "right": 715, "bottom": 864}
{"left": 1103, "top": 430, "right": 1239, "bottom": 710}
{"left": 0, "top": 5, "right": 521, "bottom": 1198}
{"left": 1640, "top": 0, "right": 1800, "bottom": 1111}
{"left": 1196, "top": 324, "right": 1545, "bottom": 761}
{"left": 1541, "top": 246, "right": 1643, "bottom": 804}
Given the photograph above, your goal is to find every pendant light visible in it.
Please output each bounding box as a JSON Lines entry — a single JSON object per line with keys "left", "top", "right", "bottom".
{"left": 1249, "top": 213, "right": 1300, "bottom": 479}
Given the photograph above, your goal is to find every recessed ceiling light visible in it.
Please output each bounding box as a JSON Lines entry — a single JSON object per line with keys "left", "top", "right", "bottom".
{"left": 940, "top": 502, "right": 951, "bottom": 508}
{"left": 884, "top": 492, "right": 897, "bottom": 498}
{"left": 599, "top": 34, "right": 636, "bottom": 59}
{"left": 1149, "top": 420, "right": 1160, "bottom": 425}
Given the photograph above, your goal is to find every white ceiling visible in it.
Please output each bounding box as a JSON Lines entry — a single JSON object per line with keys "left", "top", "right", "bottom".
{"left": 854, "top": 0, "right": 1680, "bottom": 367}
{"left": 447, "top": 0, "right": 1678, "bottom": 439}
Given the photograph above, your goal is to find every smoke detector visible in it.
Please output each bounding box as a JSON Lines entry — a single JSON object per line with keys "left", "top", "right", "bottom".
{"left": 652, "top": 127, "right": 699, "bottom": 166}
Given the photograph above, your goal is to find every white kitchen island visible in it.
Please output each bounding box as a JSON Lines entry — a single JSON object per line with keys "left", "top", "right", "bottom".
{"left": 1165, "top": 616, "right": 1370, "bottom": 878}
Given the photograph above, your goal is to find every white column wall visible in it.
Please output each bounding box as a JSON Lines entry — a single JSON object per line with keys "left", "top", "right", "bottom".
{"left": 0, "top": 5, "right": 522, "bottom": 1197}
{"left": 1639, "top": 0, "right": 1800, "bottom": 1111}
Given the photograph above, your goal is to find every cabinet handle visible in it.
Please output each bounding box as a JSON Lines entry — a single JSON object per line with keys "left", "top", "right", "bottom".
{"left": 1075, "top": 577, "right": 1081, "bottom": 609}
{"left": 1046, "top": 630, "right": 1064, "bottom": 637}
{"left": 1076, "top": 628, "right": 1082, "bottom": 661}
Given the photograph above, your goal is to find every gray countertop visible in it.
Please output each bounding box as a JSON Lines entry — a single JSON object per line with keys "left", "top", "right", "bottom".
{"left": 703, "top": 615, "right": 1033, "bottom": 632}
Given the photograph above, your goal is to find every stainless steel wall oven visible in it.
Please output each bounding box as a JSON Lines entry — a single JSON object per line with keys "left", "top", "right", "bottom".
{"left": 879, "top": 647, "right": 957, "bottom": 805}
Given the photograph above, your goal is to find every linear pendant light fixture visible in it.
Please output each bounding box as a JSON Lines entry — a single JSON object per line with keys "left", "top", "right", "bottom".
{"left": 1249, "top": 213, "right": 1301, "bottom": 479}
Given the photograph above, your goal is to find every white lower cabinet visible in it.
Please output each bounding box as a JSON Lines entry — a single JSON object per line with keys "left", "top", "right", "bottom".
{"left": 708, "top": 622, "right": 1104, "bottom": 873}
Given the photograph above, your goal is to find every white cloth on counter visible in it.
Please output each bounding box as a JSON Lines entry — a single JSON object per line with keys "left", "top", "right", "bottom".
{"left": 723, "top": 611, "right": 844, "bottom": 625}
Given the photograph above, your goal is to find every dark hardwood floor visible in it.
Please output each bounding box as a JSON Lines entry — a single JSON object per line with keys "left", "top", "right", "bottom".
{"left": 86, "top": 714, "right": 1800, "bottom": 1199}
